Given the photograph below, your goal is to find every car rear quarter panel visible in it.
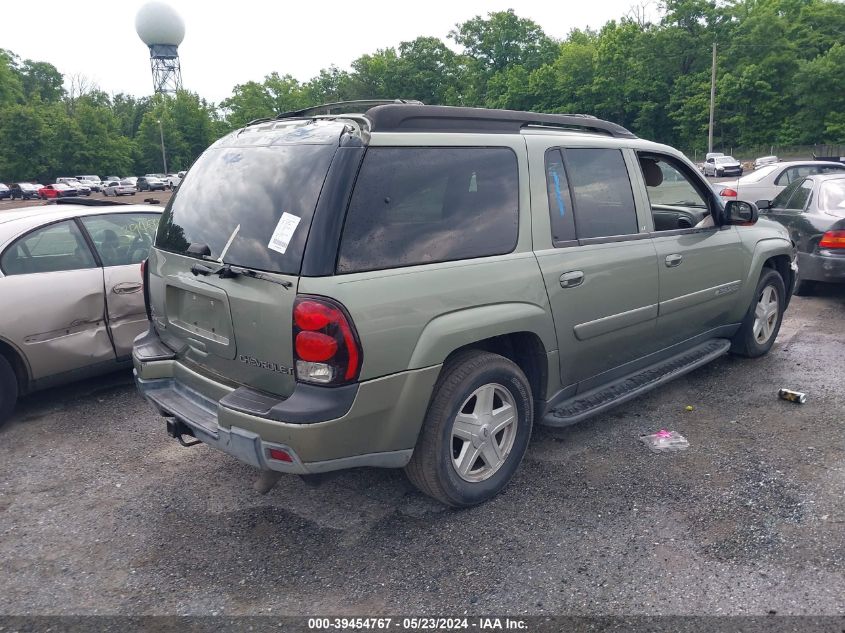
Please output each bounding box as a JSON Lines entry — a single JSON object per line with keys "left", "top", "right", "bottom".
{"left": 298, "top": 133, "right": 557, "bottom": 382}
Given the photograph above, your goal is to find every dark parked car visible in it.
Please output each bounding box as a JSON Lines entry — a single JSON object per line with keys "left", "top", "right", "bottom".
{"left": 136, "top": 176, "right": 166, "bottom": 192}
{"left": 758, "top": 173, "right": 845, "bottom": 294}
{"left": 10, "top": 183, "right": 42, "bottom": 200}
{"left": 0, "top": 184, "right": 9, "bottom": 200}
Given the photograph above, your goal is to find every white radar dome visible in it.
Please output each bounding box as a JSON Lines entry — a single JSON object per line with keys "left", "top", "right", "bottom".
{"left": 135, "top": 2, "right": 185, "bottom": 47}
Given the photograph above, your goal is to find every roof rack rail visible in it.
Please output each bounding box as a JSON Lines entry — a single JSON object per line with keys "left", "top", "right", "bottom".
{"left": 51, "top": 197, "right": 129, "bottom": 206}
{"left": 275, "top": 99, "right": 424, "bottom": 120}
{"left": 363, "top": 105, "right": 637, "bottom": 138}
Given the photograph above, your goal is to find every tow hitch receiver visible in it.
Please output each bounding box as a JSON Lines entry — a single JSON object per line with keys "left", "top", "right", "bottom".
{"left": 166, "top": 418, "right": 201, "bottom": 447}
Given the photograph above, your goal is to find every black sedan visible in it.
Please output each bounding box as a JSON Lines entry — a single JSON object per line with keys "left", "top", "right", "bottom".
{"left": 10, "top": 183, "right": 42, "bottom": 200}
{"left": 758, "top": 173, "right": 845, "bottom": 294}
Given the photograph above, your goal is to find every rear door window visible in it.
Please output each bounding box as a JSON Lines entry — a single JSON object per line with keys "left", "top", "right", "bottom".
{"left": 545, "top": 149, "right": 576, "bottom": 244}
{"left": 337, "top": 147, "right": 519, "bottom": 273}
{"left": 564, "top": 148, "right": 638, "bottom": 239}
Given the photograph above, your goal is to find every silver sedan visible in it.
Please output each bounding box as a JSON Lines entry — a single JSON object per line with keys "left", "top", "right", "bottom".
{"left": 716, "top": 160, "right": 845, "bottom": 204}
{"left": 0, "top": 202, "right": 162, "bottom": 424}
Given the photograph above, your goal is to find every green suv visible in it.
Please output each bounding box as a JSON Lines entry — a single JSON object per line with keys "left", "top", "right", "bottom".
{"left": 133, "top": 102, "right": 796, "bottom": 506}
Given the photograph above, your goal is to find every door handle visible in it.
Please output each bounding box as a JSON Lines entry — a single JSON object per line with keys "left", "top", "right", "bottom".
{"left": 665, "top": 254, "right": 684, "bottom": 267}
{"left": 559, "top": 270, "right": 584, "bottom": 288}
{"left": 113, "top": 282, "right": 142, "bottom": 294}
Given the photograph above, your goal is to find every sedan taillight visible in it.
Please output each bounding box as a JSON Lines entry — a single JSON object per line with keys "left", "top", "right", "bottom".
{"left": 819, "top": 230, "right": 845, "bottom": 249}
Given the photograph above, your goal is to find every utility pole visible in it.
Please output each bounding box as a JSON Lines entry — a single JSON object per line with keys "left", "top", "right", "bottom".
{"left": 157, "top": 119, "right": 168, "bottom": 174}
{"left": 708, "top": 42, "right": 716, "bottom": 154}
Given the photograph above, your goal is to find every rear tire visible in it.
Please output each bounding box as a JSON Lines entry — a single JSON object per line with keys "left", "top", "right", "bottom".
{"left": 0, "top": 355, "right": 18, "bottom": 427}
{"left": 731, "top": 268, "right": 786, "bottom": 358}
{"left": 404, "top": 350, "right": 533, "bottom": 507}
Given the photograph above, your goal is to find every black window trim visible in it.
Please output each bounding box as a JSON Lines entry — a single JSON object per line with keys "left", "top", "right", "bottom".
{"left": 0, "top": 217, "right": 99, "bottom": 276}
{"left": 334, "top": 144, "right": 522, "bottom": 275}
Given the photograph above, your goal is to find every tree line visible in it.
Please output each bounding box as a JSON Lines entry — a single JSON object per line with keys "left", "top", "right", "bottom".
{"left": 1, "top": 0, "right": 843, "bottom": 183}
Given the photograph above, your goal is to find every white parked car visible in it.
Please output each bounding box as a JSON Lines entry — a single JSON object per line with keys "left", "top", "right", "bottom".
{"left": 76, "top": 175, "right": 103, "bottom": 192}
{"left": 716, "top": 160, "right": 845, "bottom": 204}
{"left": 0, "top": 202, "right": 162, "bottom": 424}
{"left": 166, "top": 171, "right": 186, "bottom": 189}
{"left": 703, "top": 155, "right": 743, "bottom": 177}
{"left": 103, "top": 179, "right": 138, "bottom": 197}
{"left": 56, "top": 177, "right": 91, "bottom": 196}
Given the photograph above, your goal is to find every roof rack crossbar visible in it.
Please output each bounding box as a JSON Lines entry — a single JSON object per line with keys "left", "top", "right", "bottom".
{"left": 363, "top": 105, "right": 637, "bottom": 139}
{"left": 275, "top": 99, "right": 424, "bottom": 120}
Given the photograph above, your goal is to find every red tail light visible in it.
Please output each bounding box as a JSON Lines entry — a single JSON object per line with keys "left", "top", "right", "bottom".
{"left": 293, "top": 296, "right": 362, "bottom": 385}
{"left": 820, "top": 230, "right": 845, "bottom": 249}
{"left": 721, "top": 188, "right": 738, "bottom": 197}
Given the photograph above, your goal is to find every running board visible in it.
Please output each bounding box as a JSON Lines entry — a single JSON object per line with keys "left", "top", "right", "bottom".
{"left": 542, "top": 338, "right": 731, "bottom": 427}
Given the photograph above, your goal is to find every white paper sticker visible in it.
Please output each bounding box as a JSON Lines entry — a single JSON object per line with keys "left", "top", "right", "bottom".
{"left": 267, "top": 212, "right": 301, "bottom": 255}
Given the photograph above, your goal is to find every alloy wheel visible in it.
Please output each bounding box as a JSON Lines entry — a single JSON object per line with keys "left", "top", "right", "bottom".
{"left": 753, "top": 284, "right": 779, "bottom": 344}
{"left": 451, "top": 383, "right": 518, "bottom": 483}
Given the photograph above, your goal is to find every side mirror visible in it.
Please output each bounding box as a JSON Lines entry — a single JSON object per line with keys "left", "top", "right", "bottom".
{"left": 755, "top": 199, "right": 772, "bottom": 210}
{"left": 724, "top": 200, "right": 759, "bottom": 225}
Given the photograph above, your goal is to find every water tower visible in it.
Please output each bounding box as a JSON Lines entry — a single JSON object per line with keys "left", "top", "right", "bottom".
{"left": 135, "top": 2, "right": 185, "bottom": 95}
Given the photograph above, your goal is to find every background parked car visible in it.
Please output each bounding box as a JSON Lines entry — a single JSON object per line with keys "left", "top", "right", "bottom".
{"left": 758, "top": 173, "right": 845, "bottom": 295}
{"left": 38, "top": 183, "right": 77, "bottom": 199}
{"left": 0, "top": 184, "right": 9, "bottom": 200}
{"left": 716, "top": 160, "right": 845, "bottom": 204}
{"left": 136, "top": 176, "right": 166, "bottom": 192}
{"left": 0, "top": 203, "right": 162, "bottom": 424}
{"left": 166, "top": 171, "right": 186, "bottom": 189}
{"left": 9, "top": 183, "right": 41, "bottom": 200}
{"left": 56, "top": 178, "right": 91, "bottom": 196}
{"left": 76, "top": 176, "right": 103, "bottom": 192}
{"left": 703, "top": 155, "right": 743, "bottom": 177}
{"left": 122, "top": 177, "right": 138, "bottom": 186}
{"left": 754, "top": 155, "right": 779, "bottom": 169}
{"left": 102, "top": 180, "right": 138, "bottom": 196}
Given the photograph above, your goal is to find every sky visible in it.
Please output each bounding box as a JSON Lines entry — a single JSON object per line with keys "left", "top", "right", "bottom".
{"left": 2, "top": 0, "right": 653, "bottom": 104}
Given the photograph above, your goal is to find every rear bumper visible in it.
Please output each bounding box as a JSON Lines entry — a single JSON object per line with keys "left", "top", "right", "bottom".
{"left": 133, "top": 333, "right": 441, "bottom": 474}
{"left": 799, "top": 250, "right": 845, "bottom": 283}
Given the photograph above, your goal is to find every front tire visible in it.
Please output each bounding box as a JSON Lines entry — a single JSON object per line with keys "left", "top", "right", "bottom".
{"left": 731, "top": 268, "right": 786, "bottom": 357}
{"left": 404, "top": 350, "right": 533, "bottom": 507}
{"left": 0, "top": 355, "right": 18, "bottom": 427}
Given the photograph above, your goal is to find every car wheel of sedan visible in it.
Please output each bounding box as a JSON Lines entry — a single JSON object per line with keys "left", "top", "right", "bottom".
{"left": 731, "top": 268, "right": 786, "bottom": 358}
{"left": 0, "top": 355, "right": 18, "bottom": 427}
{"left": 405, "top": 350, "right": 533, "bottom": 507}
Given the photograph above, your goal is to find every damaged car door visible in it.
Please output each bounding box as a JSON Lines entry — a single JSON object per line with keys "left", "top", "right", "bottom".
{"left": 79, "top": 212, "right": 161, "bottom": 358}
{"left": 0, "top": 219, "right": 115, "bottom": 381}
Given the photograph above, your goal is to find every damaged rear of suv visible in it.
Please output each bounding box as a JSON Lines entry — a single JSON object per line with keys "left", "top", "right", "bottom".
{"left": 135, "top": 101, "right": 795, "bottom": 506}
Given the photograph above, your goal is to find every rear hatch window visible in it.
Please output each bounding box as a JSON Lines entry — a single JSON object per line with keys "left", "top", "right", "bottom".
{"left": 156, "top": 138, "right": 338, "bottom": 274}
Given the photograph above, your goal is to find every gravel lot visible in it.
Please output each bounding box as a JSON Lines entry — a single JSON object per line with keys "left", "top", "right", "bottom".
{"left": 0, "top": 283, "right": 843, "bottom": 618}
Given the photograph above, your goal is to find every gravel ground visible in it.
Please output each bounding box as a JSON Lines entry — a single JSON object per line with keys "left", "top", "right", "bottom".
{"left": 0, "top": 287, "right": 843, "bottom": 618}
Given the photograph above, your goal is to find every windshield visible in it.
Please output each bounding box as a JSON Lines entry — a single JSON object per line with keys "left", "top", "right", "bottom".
{"left": 155, "top": 143, "right": 337, "bottom": 274}
{"left": 716, "top": 156, "right": 736, "bottom": 164}
{"left": 819, "top": 179, "right": 845, "bottom": 215}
